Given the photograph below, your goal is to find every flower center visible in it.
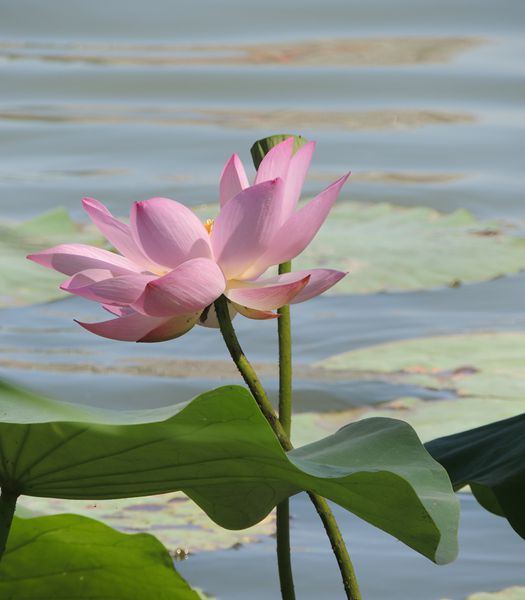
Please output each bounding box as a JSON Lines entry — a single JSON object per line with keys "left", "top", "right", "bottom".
{"left": 204, "top": 218, "right": 215, "bottom": 235}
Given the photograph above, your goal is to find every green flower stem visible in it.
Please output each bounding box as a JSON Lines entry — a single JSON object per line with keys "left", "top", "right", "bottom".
{"left": 276, "top": 500, "right": 295, "bottom": 600}
{"left": 214, "top": 295, "right": 292, "bottom": 451}
{"left": 307, "top": 493, "right": 361, "bottom": 599}
{"left": 0, "top": 488, "right": 18, "bottom": 562}
{"left": 276, "top": 261, "right": 296, "bottom": 600}
{"left": 277, "top": 261, "right": 293, "bottom": 436}
{"left": 214, "top": 295, "right": 362, "bottom": 600}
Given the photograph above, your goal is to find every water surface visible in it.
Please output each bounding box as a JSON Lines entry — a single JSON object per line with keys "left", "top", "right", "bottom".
{"left": 1, "top": 0, "right": 524, "bottom": 597}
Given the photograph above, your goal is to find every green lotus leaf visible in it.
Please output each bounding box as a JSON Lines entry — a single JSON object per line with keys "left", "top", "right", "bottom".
{"left": 0, "top": 513, "right": 202, "bottom": 599}
{"left": 426, "top": 413, "right": 525, "bottom": 539}
{"left": 0, "top": 207, "right": 103, "bottom": 308}
{"left": 0, "top": 379, "right": 458, "bottom": 564}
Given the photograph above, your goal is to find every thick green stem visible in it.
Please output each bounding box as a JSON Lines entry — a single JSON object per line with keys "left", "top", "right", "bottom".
{"left": 214, "top": 295, "right": 362, "bottom": 600}
{"left": 307, "top": 493, "right": 361, "bottom": 599}
{"left": 0, "top": 488, "right": 18, "bottom": 562}
{"left": 276, "top": 260, "right": 296, "bottom": 600}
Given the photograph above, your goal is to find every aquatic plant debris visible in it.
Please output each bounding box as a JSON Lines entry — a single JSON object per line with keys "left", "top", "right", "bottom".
{"left": 0, "top": 36, "right": 481, "bottom": 67}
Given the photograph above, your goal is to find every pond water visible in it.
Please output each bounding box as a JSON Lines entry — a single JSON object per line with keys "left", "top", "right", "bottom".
{"left": 1, "top": 0, "right": 524, "bottom": 598}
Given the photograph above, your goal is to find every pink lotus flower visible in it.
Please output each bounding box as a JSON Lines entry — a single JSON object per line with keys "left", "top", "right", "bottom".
{"left": 28, "top": 138, "right": 349, "bottom": 342}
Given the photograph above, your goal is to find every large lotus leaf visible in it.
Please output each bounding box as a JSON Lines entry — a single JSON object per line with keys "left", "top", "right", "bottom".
{"left": 0, "top": 379, "right": 458, "bottom": 564}
{"left": 425, "top": 414, "right": 525, "bottom": 539}
{"left": 0, "top": 208, "right": 103, "bottom": 307}
{"left": 0, "top": 513, "right": 202, "bottom": 599}
{"left": 192, "top": 202, "right": 525, "bottom": 293}
{"left": 18, "top": 492, "right": 276, "bottom": 554}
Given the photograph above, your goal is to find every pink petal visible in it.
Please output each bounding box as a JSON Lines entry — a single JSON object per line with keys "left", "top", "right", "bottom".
{"left": 140, "top": 313, "right": 200, "bottom": 342}
{"left": 133, "top": 257, "right": 225, "bottom": 317}
{"left": 130, "top": 197, "right": 212, "bottom": 270}
{"left": 282, "top": 141, "right": 315, "bottom": 216}
{"left": 225, "top": 273, "right": 310, "bottom": 311}
{"left": 61, "top": 268, "right": 113, "bottom": 287}
{"left": 61, "top": 271, "right": 155, "bottom": 305}
{"left": 82, "top": 198, "right": 158, "bottom": 271}
{"left": 233, "top": 303, "right": 279, "bottom": 320}
{"left": 219, "top": 154, "right": 249, "bottom": 207}
{"left": 276, "top": 269, "right": 347, "bottom": 303}
{"left": 211, "top": 179, "right": 286, "bottom": 279}
{"left": 27, "top": 244, "right": 143, "bottom": 276}
{"left": 76, "top": 310, "right": 199, "bottom": 342}
{"left": 245, "top": 173, "right": 350, "bottom": 277}
{"left": 254, "top": 137, "right": 294, "bottom": 185}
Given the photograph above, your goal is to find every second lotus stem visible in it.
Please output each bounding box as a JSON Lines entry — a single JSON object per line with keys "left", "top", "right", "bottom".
{"left": 276, "top": 260, "right": 296, "bottom": 600}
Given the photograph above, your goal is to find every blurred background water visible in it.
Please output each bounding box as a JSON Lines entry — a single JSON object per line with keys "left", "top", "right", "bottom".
{"left": 1, "top": 1, "right": 524, "bottom": 598}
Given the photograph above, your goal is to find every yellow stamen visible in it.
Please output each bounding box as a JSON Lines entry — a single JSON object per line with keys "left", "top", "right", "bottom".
{"left": 204, "top": 218, "right": 214, "bottom": 235}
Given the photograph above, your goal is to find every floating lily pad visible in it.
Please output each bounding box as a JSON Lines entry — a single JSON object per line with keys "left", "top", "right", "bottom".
{"left": 0, "top": 208, "right": 103, "bottom": 307}
{"left": 293, "top": 332, "right": 525, "bottom": 442}
{"left": 299, "top": 203, "right": 525, "bottom": 293}
{"left": 18, "top": 492, "right": 276, "bottom": 554}
{"left": 0, "top": 379, "right": 459, "bottom": 564}
{"left": 455, "top": 587, "right": 525, "bottom": 600}
{"left": 313, "top": 332, "right": 525, "bottom": 441}
{"left": 0, "top": 513, "right": 202, "bottom": 599}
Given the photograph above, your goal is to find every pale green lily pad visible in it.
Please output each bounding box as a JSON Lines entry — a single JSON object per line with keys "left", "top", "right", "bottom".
{"left": 299, "top": 203, "right": 525, "bottom": 293}
{"left": 468, "top": 588, "right": 525, "bottom": 600}
{"left": 295, "top": 333, "right": 525, "bottom": 445}
{"left": 18, "top": 492, "right": 276, "bottom": 554}
{"left": 0, "top": 208, "right": 103, "bottom": 307}
{"left": 0, "top": 513, "right": 203, "bottom": 599}
{"left": 194, "top": 202, "right": 525, "bottom": 293}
